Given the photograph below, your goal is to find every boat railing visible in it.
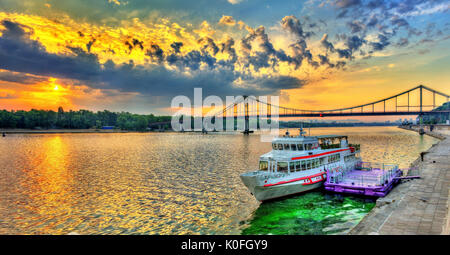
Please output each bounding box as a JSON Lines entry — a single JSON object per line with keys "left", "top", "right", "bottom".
{"left": 320, "top": 143, "right": 360, "bottom": 151}
{"left": 327, "top": 161, "right": 399, "bottom": 187}
{"left": 349, "top": 144, "right": 360, "bottom": 152}
{"left": 320, "top": 144, "right": 341, "bottom": 149}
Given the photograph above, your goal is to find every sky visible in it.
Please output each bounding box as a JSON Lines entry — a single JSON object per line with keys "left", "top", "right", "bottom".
{"left": 0, "top": 0, "right": 449, "bottom": 119}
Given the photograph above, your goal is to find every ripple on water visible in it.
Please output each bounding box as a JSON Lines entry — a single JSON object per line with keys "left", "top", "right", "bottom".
{"left": 0, "top": 127, "right": 438, "bottom": 234}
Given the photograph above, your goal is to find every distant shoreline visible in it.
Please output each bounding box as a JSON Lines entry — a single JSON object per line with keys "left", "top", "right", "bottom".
{"left": 0, "top": 129, "right": 167, "bottom": 134}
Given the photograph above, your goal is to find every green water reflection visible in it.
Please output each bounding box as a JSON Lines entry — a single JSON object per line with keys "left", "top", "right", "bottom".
{"left": 242, "top": 192, "right": 376, "bottom": 235}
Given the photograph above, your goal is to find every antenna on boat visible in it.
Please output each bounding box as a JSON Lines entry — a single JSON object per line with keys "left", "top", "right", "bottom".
{"left": 299, "top": 122, "right": 306, "bottom": 137}
{"left": 309, "top": 119, "right": 312, "bottom": 136}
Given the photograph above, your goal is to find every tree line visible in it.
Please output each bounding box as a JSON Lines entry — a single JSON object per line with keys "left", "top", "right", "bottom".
{"left": 0, "top": 107, "right": 172, "bottom": 131}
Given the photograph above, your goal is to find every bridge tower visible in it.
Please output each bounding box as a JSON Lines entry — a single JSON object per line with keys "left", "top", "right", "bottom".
{"left": 418, "top": 85, "right": 425, "bottom": 135}
{"left": 242, "top": 95, "right": 252, "bottom": 135}
{"left": 234, "top": 103, "right": 237, "bottom": 131}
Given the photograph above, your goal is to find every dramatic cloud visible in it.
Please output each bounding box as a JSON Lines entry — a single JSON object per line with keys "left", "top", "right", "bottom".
{"left": 0, "top": 20, "right": 308, "bottom": 100}
{"left": 198, "top": 37, "right": 219, "bottom": 56}
{"left": 396, "top": 37, "right": 409, "bottom": 47}
{"left": 391, "top": 16, "right": 409, "bottom": 28}
{"left": 347, "top": 20, "right": 365, "bottom": 33}
{"left": 146, "top": 44, "right": 164, "bottom": 63}
{"left": 170, "top": 42, "right": 183, "bottom": 54}
{"left": 0, "top": 70, "right": 48, "bottom": 85}
{"left": 346, "top": 35, "right": 365, "bottom": 51}
{"left": 334, "top": 0, "right": 361, "bottom": 9}
{"left": 370, "top": 34, "right": 390, "bottom": 51}
{"left": 281, "top": 16, "right": 313, "bottom": 39}
{"left": 218, "top": 16, "right": 236, "bottom": 26}
{"left": 320, "top": 34, "right": 335, "bottom": 53}
{"left": 227, "top": 0, "right": 243, "bottom": 5}
{"left": 0, "top": 0, "right": 448, "bottom": 112}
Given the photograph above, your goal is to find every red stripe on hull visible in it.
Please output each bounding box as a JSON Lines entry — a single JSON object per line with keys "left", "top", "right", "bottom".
{"left": 263, "top": 172, "right": 325, "bottom": 187}
{"left": 302, "top": 177, "right": 324, "bottom": 186}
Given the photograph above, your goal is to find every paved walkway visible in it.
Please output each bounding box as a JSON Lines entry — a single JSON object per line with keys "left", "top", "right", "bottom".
{"left": 349, "top": 130, "right": 450, "bottom": 235}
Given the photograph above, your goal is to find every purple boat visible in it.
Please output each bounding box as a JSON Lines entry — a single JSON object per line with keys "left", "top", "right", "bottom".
{"left": 324, "top": 162, "right": 403, "bottom": 197}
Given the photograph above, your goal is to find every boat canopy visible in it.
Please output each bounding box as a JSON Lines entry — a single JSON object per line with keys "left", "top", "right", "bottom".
{"left": 315, "top": 135, "right": 348, "bottom": 140}
{"left": 316, "top": 135, "right": 349, "bottom": 149}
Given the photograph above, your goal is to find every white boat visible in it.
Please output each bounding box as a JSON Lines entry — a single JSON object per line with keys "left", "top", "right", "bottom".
{"left": 240, "top": 129, "right": 361, "bottom": 201}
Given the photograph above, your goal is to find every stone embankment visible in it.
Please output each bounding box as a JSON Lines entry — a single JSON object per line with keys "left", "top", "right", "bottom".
{"left": 349, "top": 125, "right": 450, "bottom": 235}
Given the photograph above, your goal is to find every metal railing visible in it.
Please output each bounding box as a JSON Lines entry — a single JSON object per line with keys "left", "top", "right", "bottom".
{"left": 327, "top": 161, "right": 399, "bottom": 187}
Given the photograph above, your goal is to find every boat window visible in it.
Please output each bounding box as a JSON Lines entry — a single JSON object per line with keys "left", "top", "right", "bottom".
{"left": 277, "top": 162, "right": 288, "bottom": 173}
{"left": 259, "top": 161, "right": 268, "bottom": 170}
{"left": 295, "top": 161, "right": 300, "bottom": 171}
{"left": 272, "top": 143, "right": 277, "bottom": 150}
{"left": 306, "top": 160, "right": 311, "bottom": 170}
{"left": 306, "top": 144, "right": 312, "bottom": 150}
{"left": 328, "top": 155, "right": 334, "bottom": 163}
{"left": 278, "top": 144, "right": 283, "bottom": 150}
{"left": 313, "top": 159, "right": 319, "bottom": 168}
{"left": 345, "top": 155, "right": 356, "bottom": 162}
{"left": 301, "top": 160, "right": 306, "bottom": 170}
{"left": 297, "top": 144, "right": 303, "bottom": 151}
{"left": 289, "top": 162, "right": 295, "bottom": 171}
{"left": 290, "top": 144, "right": 297, "bottom": 151}
{"left": 328, "top": 154, "right": 341, "bottom": 163}
{"left": 319, "top": 157, "right": 325, "bottom": 166}
{"left": 284, "top": 144, "right": 290, "bottom": 150}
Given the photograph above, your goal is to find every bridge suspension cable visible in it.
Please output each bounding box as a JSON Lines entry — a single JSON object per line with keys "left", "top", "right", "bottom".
{"left": 210, "top": 84, "right": 449, "bottom": 118}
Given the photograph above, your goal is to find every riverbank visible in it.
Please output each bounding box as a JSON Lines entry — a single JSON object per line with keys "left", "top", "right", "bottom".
{"left": 349, "top": 126, "right": 450, "bottom": 235}
{"left": 398, "top": 124, "right": 450, "bottom": 139}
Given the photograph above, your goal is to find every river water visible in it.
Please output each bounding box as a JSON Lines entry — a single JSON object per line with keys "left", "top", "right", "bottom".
{"left": 0, "top": 127, "right": 439, "bottom": 234}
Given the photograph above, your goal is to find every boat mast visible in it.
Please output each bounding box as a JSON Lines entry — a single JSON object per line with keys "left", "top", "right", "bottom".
{"left": 299, "top": 122, "right": 306, "bottom": 137}
{"left": 309, "top": 119, "right": 311, "bottom": 136}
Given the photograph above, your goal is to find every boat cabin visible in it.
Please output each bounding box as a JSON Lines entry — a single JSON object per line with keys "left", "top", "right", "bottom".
{"left": 271, "top": 136, "right": 320, "bottom": 152}
{"left": 258, "top": 134, "right": 359, "bottom": 174}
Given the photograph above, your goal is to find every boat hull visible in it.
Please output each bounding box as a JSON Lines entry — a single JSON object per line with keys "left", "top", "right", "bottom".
{"left": 240, "top": 174, "right": 323, "bottom": 201}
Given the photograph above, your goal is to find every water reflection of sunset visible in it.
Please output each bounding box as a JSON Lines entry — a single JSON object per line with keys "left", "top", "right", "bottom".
{"left": 21, "top": 136, "right": 76, "bottom": 234}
